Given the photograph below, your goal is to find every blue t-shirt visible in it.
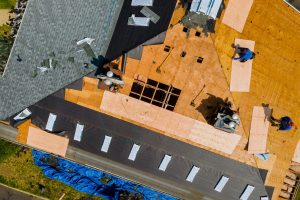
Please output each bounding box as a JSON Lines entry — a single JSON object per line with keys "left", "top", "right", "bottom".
{"left": 280, "top": 116, "right": 293, "bottom": 130}
{"left": 233, "top": 49, "right": 254, "bottom": 61}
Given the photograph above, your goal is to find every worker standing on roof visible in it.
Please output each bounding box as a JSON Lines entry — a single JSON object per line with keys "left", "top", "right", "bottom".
{"left": 270, "top": 116, "right": 295, "bottom": 131}
{"left": 232, "top": 45, "right": 255, "bottom": 62}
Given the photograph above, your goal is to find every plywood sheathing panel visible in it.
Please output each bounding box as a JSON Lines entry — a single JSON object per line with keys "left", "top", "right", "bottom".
{"left": 255, "top": 154, "right": 277, "bottom": 172}
{"left": 115, "top": 23, "right": 259, "bottom": 164}
{"left": 248, "top": 106, "right": 271, "bottom": 154}
{"left": 123, "top": 24, "right": 240, "bottom": 124}
{"left": 230, "top": 39, "right": 255, "bottom": 92}
{"left": 215, "top": 0, "right": 300, "bottom": 198}
{"left": 26, "top": 126, "right": 69, "bottom": 157}
{"left": 292, "top": 140, "right": 300, "bottom": 163}
{"left": 100, "top": 91, "right": 241, "bottom": 154}
{"left": 65, "top": 77, "right": 104, "bottom": 111}
{"left": 169, "top": 1, "right": 186, "bottom": 27}
{"left": 17, "top": 119, "right": 32, "bottom": 144}
{"left": 254, "top": 154, "right": 277, "bottom": 186}
{"left": 222, "top": 0, "right": 254, "bottom": 33}
{"left": 82, "top": 77, "right": 100, "bottom": 92}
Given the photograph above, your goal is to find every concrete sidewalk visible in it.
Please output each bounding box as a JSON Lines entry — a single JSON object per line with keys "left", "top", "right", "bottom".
{"left": 0, "top": 183, "right": 47, "bottom": 200}
{"left": 0, "top": 9, "right": 10, "bottom": 25}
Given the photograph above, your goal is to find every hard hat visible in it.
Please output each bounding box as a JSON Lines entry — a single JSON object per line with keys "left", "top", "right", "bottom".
{"left": 290, "top": 122, "right": 295, "bottom": 126}
{"left": 107, "top": 71, "right": 113, "bottom": 77}
{"left": 232, "top": 114, "right": 239, "bottom": 120}
{"left": 104, "top": 79, "right": 112, "bottom": 86}
{"left": 229, "top": 122, "right": 236, "bottom": 128}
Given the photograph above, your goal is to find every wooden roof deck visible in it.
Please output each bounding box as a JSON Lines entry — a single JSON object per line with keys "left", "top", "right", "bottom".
{"left": 65, "top": 24, "right": 257, "bottom": 167}
{"left": 214, "top": 0, "right": 300, "bottom": 199}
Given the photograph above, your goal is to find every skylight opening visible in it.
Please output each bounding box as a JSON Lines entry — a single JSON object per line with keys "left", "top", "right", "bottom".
{"left": 101, "top": 135, "right": 112, "bottom": 153}
{"left": 129, "top": 79, "right": 181, "bottom": 111}
{"left": 159, "top": 154, "right": 172, "bottom": 171}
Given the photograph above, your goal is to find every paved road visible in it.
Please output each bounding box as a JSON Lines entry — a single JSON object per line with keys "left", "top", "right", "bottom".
{"left": 0, "top": 184, "right": 46, "bottom": 200}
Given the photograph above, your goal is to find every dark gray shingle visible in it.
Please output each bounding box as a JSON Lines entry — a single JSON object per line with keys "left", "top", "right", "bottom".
{"left": 0, "top": 0, "right": 124, "bottom": 119}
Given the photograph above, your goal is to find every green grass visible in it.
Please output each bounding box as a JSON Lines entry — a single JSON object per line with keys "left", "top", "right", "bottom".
{"left": 0, "top": 139, "right": 103, "bottom": 200}
{"left": 0, "top": 139, "right": 21, "bottom": 162}
{"left": 0, "top": 24, "right": 11, "bottom": 38}
{"left": 295, "top": 189, "right": 300, "bottom": 200}
{"left": 0, "top": 24, "right": 13, "bottom": 73}
{"left": 0, "top": 0, "right": 16, "bottom": 9}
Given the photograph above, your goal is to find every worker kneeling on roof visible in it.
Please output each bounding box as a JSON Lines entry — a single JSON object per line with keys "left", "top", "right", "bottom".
{"left": 232, "top": 45, "right": 255, "bottom": 62}
{"left": 270, "top": 116, "right": 295, "bottom": 131}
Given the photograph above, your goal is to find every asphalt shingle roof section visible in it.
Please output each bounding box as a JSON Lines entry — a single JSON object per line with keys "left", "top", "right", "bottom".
{"left": 29, "top": 95, "right": 270, "bottom": 200}
{"left": 0, "top": 0, "right": 124, "bottom": 119}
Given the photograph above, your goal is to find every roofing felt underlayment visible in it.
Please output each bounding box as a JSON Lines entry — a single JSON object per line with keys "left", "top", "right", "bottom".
{"left": 105, "top": 0, "right": 177, "bottom": 61}
{"left": 285, "top": 0, "right": 300, "bottom": 11}
{"left": 28, "top": 95, "right": 270, "bottom": 200}
{"left": 0, "top": 0, "right": 124, "bottom": 119}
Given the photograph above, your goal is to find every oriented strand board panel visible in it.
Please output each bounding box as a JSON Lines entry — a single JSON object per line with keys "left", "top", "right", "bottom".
{"left": 215, "top": 0, "right": 300, "bottom": 198}
{"left": 292, "top": 140, "right": 300, "bottom": 163}
{"left": 230, "top": 39, "right": 255, "bottom": 92}
{"left": 189, "top": 121, "right": 241, "bottom": 154}
{"left": 27, "top": 126, "right": 69, "bottom": 157}
{"left": 17, "top": 119, "right": 32, "bottom": 144}
{"left": 100, "top": 91, "right": 241, "bottom": 154}
{"left": 254, "top": 154, "right": 277, "bottom": 171}
{"left": 248, "top": 106, "right": 271, "bottom": 154}
{"left": 222, "top": 0, "right": 253, "bottom": 32}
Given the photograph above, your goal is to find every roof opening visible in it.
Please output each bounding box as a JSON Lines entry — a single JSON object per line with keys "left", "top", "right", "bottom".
{"left": 164, "top": 45, "right": 171, "bottom": 52}
{"left": 183, "top": 27, "right": 188, "bottom": 32}
{"left": 181, "top": 51, "right": 187, "bottom": 58}
{"left": 197, "top": 57, "right": 204, "bottom": 63}
{"left": 129, "top": 79, "right": 181, "bottom": 111}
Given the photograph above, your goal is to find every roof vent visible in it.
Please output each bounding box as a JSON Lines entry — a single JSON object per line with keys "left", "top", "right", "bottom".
{"left": 131, "top": 0, "right": 153, "bottom": 6}
{"left": 128, "top": 14, "right": 150, "bottom": 27}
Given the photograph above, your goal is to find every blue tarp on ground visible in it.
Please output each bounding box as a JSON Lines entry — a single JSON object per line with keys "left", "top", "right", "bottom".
{"left": 32, "top": 150, "right": 177, "bottom": 200}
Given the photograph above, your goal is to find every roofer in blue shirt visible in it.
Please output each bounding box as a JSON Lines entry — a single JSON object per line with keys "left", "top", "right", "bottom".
{"left": 232, "top": 46, "right": 255, "bottom": 62}
{"left": 270, "top": 116, "right": 295, "bottom": 131}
